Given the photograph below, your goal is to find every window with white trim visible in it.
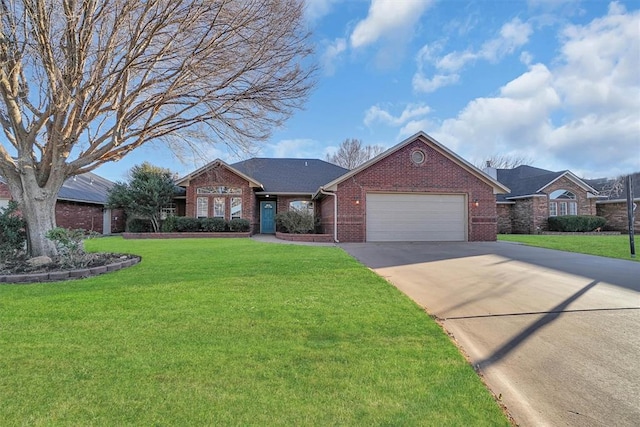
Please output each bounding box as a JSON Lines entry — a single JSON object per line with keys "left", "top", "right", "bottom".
{"left": 214, "top": 197, "right": 225, "bottom": 217}
{"left": 0, "top": 199, "right": 9, "bottom": 210}
{"left": 549, "top": 189, "right": 577, "bottom": 217}
{"left": 161, "top": 203, "right": 176, "bottom": 220}
{"left": 196, "top": 197, "right": 208, "bottom": 218}
{"left": 231, "top": 197, "right": 242, "bottom": 219}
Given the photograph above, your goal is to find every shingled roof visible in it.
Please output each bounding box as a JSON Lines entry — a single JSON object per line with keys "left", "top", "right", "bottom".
{"left": 1, "top": 172, "right": 114, "bottom": 205}
{"left": 231, "top": 158, "right": 349, "bottom": 194}
{"left": 495, "top": 165, "right": 597, "bottom": 202}
{"left": 586, "top": 172, "right": 640, "bottom": 202}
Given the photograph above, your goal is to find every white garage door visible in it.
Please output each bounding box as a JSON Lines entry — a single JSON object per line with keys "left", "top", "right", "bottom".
{"left": 366, "top": 193, "right": 466, "bottom": 242}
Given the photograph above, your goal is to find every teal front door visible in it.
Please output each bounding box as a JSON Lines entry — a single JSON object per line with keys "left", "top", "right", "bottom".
{"left": 260, "top": 201, "right": 276, "bottom": 234}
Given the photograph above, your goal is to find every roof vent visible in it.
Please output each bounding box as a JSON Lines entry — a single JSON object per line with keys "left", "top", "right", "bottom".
{"left": 305, "top": 161, "right": 308, "bottom": 166}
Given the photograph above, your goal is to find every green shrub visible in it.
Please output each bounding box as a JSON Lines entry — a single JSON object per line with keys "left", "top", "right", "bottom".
{"left": 127, "top": 218, "right": 153, "bottom": 232}
{"left": 45, "top": 227, "right": 94, "bottom": 268}
{"left": 547, "top": 215, "right": 607, "bottom": 232}
{"left": 173, "top": 217, "right": 199, "bottom": 232}
{"left": 229, "top": 218, "right": 250, "bottom": 232}
{"left": 201, "top": 217, "right": 227, "bottom": 232}
{"left": 0, "top": 201, "right": 26, "bottom": 261}
{"left": 161, "top": 215, "right": 178, "bottom": 232}
{"left": 276, "top": 210, "right": 315, "bottom": 234}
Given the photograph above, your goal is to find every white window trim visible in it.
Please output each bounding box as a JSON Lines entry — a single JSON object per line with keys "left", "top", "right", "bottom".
{"left": 231, "top": 197, "right": 242, "bottom": 219}
{"left": 214, "top": 197, "right": 225, "bottom": 218}
{"left": 196, "top": 197, "right": 208, "bottom": 218}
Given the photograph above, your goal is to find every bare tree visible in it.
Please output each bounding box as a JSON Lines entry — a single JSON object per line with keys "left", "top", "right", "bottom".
{"left": 326, "top": 138, "right": 385, "bottom": 169}
{"left": 0, "top": 0, "right": 315, "bottom": 256}
{"left": 476, "top": 154, "right": 534, "bottom": 170}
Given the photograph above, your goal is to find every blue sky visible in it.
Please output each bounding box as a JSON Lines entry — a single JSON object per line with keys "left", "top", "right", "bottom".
{"left": 97, "top": 0, "right": 640, "bottom": 182}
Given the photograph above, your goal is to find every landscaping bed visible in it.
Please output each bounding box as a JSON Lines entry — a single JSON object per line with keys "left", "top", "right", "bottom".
{"left": 275, "top": 231, "right": 334, "bottom": 242}
{"left": 123, "top": 232, "right": 250, "bottom": 239}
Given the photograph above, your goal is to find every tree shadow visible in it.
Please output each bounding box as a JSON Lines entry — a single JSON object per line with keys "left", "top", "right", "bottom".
{"left": 475, "top": 279, "right": 600, "bottom": 369}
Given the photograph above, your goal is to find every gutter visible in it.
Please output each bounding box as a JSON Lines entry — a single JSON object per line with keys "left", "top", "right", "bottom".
{"left": 319, "top": 187, "right": 339, "bottom": 243}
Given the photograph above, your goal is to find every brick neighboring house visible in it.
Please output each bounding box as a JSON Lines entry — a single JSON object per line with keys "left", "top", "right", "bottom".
{"left": 176, "top": 132, "right": 509, "bottom": 242}
{"left": 588, "top": 173, "right": 640, "bottom": 233}
{"left": 489, "top": 164, "right": 628, "bottom": 234}
{"left": 0, "top": 172, "right": 125, "bottom": 234}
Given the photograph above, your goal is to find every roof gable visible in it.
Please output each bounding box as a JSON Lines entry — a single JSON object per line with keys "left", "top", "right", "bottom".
{"left": 496, "top": 165, "right": 599, "bottom": 201}
{"left": 319, "top": 131, "right": 509, "bottom": 195}
{"left": 232, "top": 158, "right": 348, "bottom": 194}
{"left": 176, "top": 159, "right": 263, "bottom": 189}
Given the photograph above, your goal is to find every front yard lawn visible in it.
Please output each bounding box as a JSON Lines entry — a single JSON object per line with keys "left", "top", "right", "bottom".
{"left": 0, "top": 238, "right": 509, "bottom": 426}
{"left": 499, "top": 234, "right": 638, "bottom": 261}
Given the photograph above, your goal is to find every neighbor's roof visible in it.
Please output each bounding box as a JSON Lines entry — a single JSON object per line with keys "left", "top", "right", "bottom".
{"left": 232, "top": 158, "right": 348, "bottom": 194}
{"left": 0, "top": 172, "right": 114, "bottom": 205}
{"left": 496, "top": 165, "right": 598, "bottom": 202}
{"left": 318, "top": 131, "right": 509, "bottom": 196}
{"left": 586, "top": 172, "right": 640, "bottom": 203}
{"left": 57, "top": 172, "right": 115, "bottom": 205}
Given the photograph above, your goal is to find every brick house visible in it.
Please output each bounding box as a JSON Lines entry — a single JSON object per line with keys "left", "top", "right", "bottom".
{"left": 0, "top": 172, "right": 125, "bottom": 234}
{"left": 588, "top": 173, "right": 640, "bottom": 233}
{"left": 489, "top": 164, "right": 609, "bottom": 234}
{"left": 176, "top": 132, "right": 509, "bottom": 242}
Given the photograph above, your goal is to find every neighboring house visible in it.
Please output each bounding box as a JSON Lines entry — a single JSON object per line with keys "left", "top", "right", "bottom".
{"left": 0, "top": 172, "right": 125, "bottom": 234}
{"left": 176, "top": 132, "right": 509, "bottom": 242}
{"left": 588, "top": 173, "right": 640, "bottom": 232}
{"left": 488, "top": 164, "right": 602, "bottom": 234}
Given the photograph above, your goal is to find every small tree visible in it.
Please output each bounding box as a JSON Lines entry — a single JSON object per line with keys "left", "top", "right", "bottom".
{"left": 108, "top": 163, "right": 176, "bottom": 232}
{"left": 0, "top": 201, "right": 26, "bottom": 261}
{"left": 326, "top": 138, "right": 385, "bottom": 169}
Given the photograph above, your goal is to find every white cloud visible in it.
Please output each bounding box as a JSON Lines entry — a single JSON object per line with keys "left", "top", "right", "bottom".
{"left": 321, "top": 38, "right": 347, "bottom": 75}
{"left": 350, "top": 0, "right": 434, "bottom": 48}
{"left": 263, "top": 138, "right": 327, "bottom": 159}
{"left": 413, "top": 18, "right": 533, "bottom": 93}
{"left": 429, "top": 4, "right": 640, "bottom": 177}
{"left": 364, "top": 103, "right": 431, "bottom": 127}
{"left": 304, "top": 0, "right": 341, "bottom": 22}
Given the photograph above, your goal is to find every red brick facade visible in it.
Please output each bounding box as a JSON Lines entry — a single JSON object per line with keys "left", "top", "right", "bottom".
{"left": 597, "top": 201, "right": 639, "bottom": 232}
{"left": 0, "top": 181, "right": 10, "bottom": 199}
{"left": 328, "top": 139, "right": 500, "bottom": 242}
{"left": 497, "top": 176, "right": 598, "bottom": 234}
{"left": 183, "top": 164, "right": 257, "bottom": 231}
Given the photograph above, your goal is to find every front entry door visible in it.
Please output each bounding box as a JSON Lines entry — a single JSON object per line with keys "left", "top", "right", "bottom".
{"left": 260, "top": 201, "right": 276, "bottom": 234}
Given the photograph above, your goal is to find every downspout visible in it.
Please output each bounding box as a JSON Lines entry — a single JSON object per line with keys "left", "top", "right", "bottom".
{"left": 319, "top": 187, "right": 339, "bottom": 243}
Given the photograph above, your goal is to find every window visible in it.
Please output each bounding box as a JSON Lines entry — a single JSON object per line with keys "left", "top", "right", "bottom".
{"left": 549, "top": 189, "right": 577, "bottom": 217}
{"left": 161, "top": 203, "right": 176, "bottom": 220}
{"left": 197, "top": 186, "right": 242, "bottom": 195}
{"left": 231, "top": 197, "right": 242, "bottom": 219}
{"left": 214, "top": 197, "right": 225, "bottom": 217}
{"left": 410, "top": 149, "right": 426, "bottom": 165}
{"left": 289, "top": 200, "right": 314, "bottom": 215}
{"left": 0, "top": 199, "right": 9, "bottom": 210}
{"left": 196, "top": 197, "right": 208, "bottom": 218}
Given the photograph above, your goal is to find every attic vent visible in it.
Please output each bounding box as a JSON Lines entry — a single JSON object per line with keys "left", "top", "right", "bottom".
{"left": 305, "top": 161, "right": 308, "bottom": 166}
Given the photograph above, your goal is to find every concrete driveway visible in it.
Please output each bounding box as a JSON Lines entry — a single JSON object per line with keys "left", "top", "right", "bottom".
{"left": 341, "top": 241, "right": 640, "bottom": 427}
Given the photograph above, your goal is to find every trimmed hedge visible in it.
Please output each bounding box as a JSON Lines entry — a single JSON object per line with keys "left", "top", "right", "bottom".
{"left": 547, "top": 215, "right": 606, "bottom": 232}
{"left": 229, "top": 218, "right": 250, "bottom": 232}
{"left": 127, "top": 218, "right": 153, "bottom": 233}
{"left": 162, "top": 216, "right": 249, "bottom": 233}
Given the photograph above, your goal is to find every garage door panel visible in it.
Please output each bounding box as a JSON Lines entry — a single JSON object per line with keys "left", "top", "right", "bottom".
{"left": 366, "top": 193, "right": 466, "bottom": 242}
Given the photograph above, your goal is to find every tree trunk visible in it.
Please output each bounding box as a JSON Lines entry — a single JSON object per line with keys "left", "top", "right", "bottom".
{"left": 4, "top": 170, "right": 63, "bottom": 258}
{"left": 21, "top": 194, "right": 59, "bottom": 258}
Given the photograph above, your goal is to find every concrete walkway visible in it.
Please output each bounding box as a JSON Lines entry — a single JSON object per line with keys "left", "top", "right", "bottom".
{"left": 341, "top": 241, "right": 640, "bottom": 427}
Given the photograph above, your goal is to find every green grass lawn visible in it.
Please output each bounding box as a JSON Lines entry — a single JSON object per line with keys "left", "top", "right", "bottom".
{"left": 0, "top": 238, "right": 509, "bottom": 426}
{"left": 499, "top": 234, "right": 638, "bottom": 261}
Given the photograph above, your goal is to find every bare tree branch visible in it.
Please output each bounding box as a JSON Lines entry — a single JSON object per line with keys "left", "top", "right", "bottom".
{"left": 326, "top": 138, "right": 385, "bottom": 169}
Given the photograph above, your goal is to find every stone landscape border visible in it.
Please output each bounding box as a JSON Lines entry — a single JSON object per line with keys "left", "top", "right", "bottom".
{"left": 275, "top": 232, "right": 334, "bottom": 243}
{"left": 0, "top": 256, "right": 141, "bottom": 284}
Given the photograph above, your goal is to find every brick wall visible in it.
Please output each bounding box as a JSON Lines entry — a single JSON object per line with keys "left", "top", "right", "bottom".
{"left": 56, "top": 201, "right": 105, "bottom": 233}
{"left": 497, "top": 204, "right": 513, "bottom": 234}
{"left": 0, "top": 181, "right": 10, "bottom": 199}
{"left": 597, "top": 202, "right": 639, "bottom": 232}
{"left": 184, "top": 165, "right": 256, "bottom": 231}
{"left": 544, "top": 177, "right": 596, "bottom": 216}
{"left": 332, "top": 138, "right": 499, "bottom": 242}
